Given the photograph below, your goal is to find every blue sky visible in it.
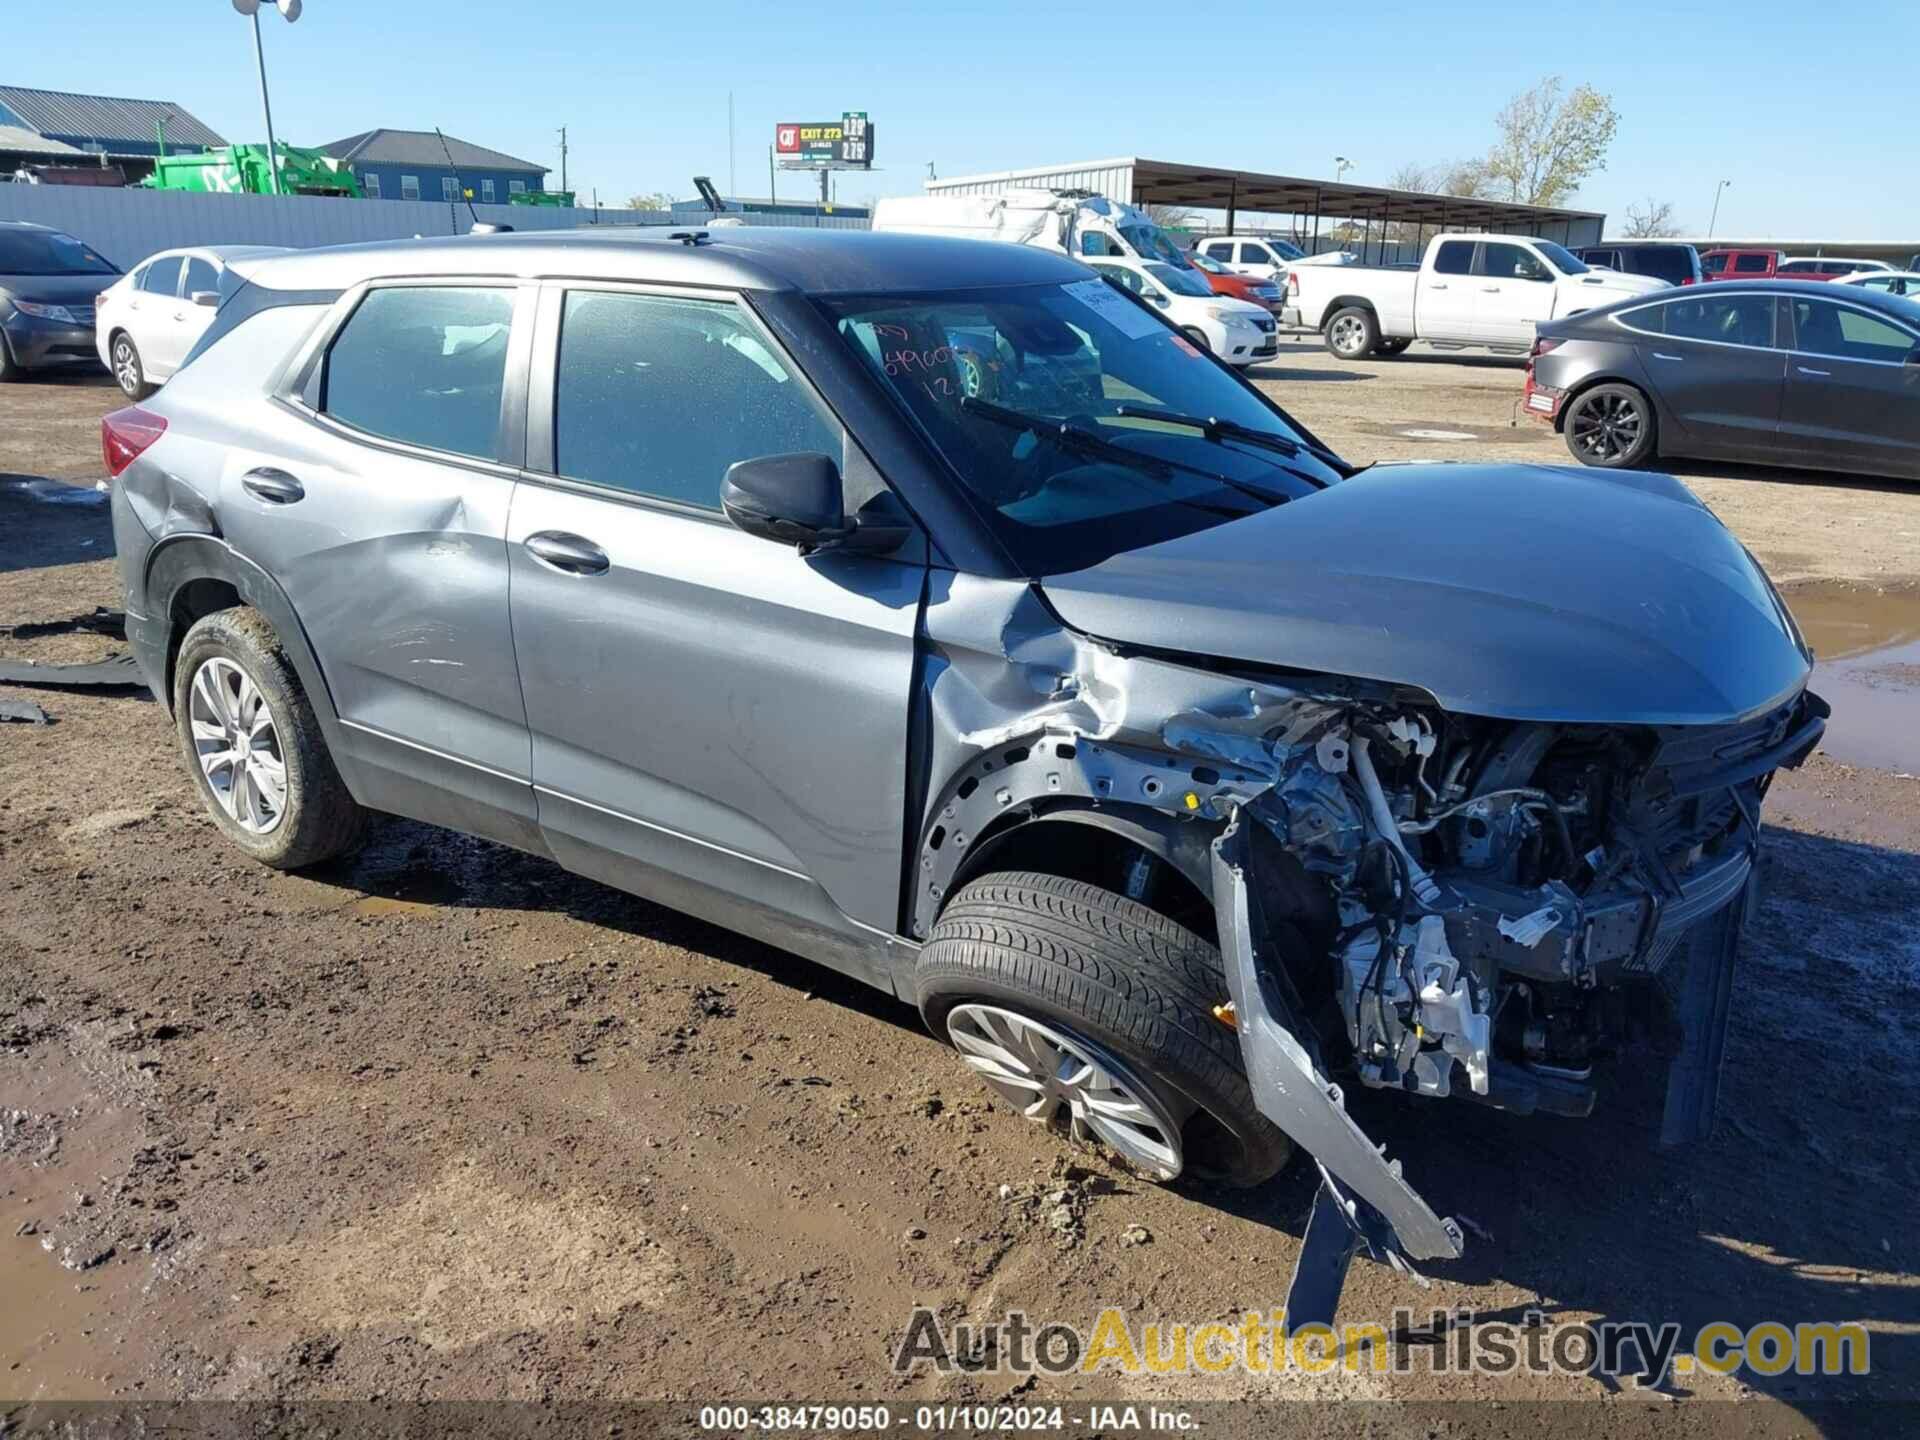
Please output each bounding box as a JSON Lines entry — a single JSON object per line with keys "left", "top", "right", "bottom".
{"left": 5, "top": 0, "right": 1909, "bottom": 239}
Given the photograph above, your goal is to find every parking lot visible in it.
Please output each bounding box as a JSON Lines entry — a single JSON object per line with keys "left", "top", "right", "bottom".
{"left": 3, "top": 349, "right": 1919, "bottom": 1425}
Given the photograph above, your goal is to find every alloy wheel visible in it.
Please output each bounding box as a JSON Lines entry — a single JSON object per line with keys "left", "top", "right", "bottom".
{"left": 945, "top": 1003, "right": 1185, "bottom": 1178}
{"left": 188, "top": 656, "right": 288, "bottom": 834}
{"left": 1571, "top": 391, "right": 1643, "bottom": 461}
{"left": 1329, "top": 315, "right": 1367, "bottom": 356}
{"left": 112, "top": 338, "right": 140, "bottom": 397}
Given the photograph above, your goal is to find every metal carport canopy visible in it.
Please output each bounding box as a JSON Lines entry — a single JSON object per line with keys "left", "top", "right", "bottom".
{"left": 1125, "top": 157, "right": 1604, "bottom": 237}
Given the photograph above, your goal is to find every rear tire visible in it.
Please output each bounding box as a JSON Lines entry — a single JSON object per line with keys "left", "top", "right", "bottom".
{"left": 1325, "top": 306, "right": 1379, "bottom": 359}
{"left": 1563, "top": 382, "right": 1656, "bottom": 468}
{"left": 110, "top": 332, "right": 154, "bottom": 400}
{"left": 172, "top": 607, "right": 368, "bottom": 870}
{"left": 0, "top": 335, "right": 16, "bottom": 383}
{"left": 917, "top": 872, "right": 1293, "bottom": 1188}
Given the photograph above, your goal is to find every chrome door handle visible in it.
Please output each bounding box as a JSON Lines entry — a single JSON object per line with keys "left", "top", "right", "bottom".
{"left": 525, "top": 530, "right": 610, "bottom": 576}
{"left": 1796, "top": 365, "right": 1831, "bottom": 378}
{"left": 1481, "top": 286, "right": 1502, "bottom": 293}
{"left": 1651, "top": 352, "right": 1684, "bottom": 362}
{"left": 241, "top": 467, "right": 304, "bottom": 504}
{"left": 1429, "top": 283, "right": 1448, "bottom": 290}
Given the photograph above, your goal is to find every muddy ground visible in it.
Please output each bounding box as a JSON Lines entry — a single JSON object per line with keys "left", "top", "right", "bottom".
{"left": 2, "top": 356, "right": 1917, "bottom": 1433}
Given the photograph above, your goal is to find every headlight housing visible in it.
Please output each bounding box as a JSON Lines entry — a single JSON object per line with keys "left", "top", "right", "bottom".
{"left": 1205, "top": 305, "right": 1239, "bottom": 323}
{"left": 12, "top": 300, "right": 79, "bottom": 324}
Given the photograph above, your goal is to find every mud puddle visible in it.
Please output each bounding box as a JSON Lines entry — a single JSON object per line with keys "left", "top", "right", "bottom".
{"left": 1784, "top": 583, "right": 1920, "bottom": 774}
{"left": 0, "top": 1045, "right": 153, "bottom": 1399}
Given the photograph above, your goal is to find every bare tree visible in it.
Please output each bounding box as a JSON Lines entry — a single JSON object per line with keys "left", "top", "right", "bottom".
{"left": 1143, "top": 202, "right": 1199, "bottom": 232}
{"left": 1622, "top": 197, "right": 1681, "bottom": 237}
{"left": 1484, "top": 77, "right": 1619, "bottom": 207}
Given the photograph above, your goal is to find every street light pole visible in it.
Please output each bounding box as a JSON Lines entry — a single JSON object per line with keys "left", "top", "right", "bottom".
{"left": 1708, "top": 179, "right": 1731, "bottom": 239}
{"left": 233, "top": 1, "right": 302, "bottom": 196}
{"left": 249, "top": 11, "right": 282, "bottom": 195}
{"left": 1334, "top": 155, "right": 1353, "bottom": 183}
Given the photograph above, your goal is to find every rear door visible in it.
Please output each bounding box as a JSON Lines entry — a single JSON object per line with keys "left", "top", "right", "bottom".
{"left": 1618, "top": 290, "right": 1785, "bottom": 459}
{"left": 127, "top": 253, "right": 183, "bottom": 372}
{"left": 1471, "top": 241, "right": 1555, "bottom": 344}
{"left": 506, "top": 283, "right": 927, "bottom": 946}
{"left": 1781, "top": 295, "right": 1920, "bottom": 476}
{"left": 1417, "top": 239, "right": 1477, "bottom": 340}
{"left": 160, "top": 255, "right": 223, "bottom": 377}
{"left": 223, "top": 279, "right": 538, "bottom": 848}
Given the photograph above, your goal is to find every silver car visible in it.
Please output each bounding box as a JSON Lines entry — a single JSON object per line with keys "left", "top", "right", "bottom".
{"left": 107, "top": 229, "right": 1824, "bottom": 1322}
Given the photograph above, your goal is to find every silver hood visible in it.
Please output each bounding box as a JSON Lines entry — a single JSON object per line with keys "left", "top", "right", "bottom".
{"left": 1038, "top": 462, "right": 1811, "bottom": 725}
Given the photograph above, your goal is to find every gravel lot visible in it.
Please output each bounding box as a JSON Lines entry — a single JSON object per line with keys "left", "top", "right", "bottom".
{"left": 2, "top": 349, "right": 1917, "bottom": 1430}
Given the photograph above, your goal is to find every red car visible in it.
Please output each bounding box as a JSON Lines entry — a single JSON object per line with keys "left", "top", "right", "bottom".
{"left": 1700, "top": 248, "right": 1784, "bottom": 281}
{"left": 1187, "top": 250, "right": 1285, "bottom": 313}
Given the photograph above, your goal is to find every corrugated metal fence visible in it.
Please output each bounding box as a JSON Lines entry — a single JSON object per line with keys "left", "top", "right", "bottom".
{"left": 0, "top": 185, "right": 868, "bottom": 269}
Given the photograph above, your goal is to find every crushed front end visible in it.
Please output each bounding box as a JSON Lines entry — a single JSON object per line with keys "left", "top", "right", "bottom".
{"left": 1208, "top": 687, "right": 1826, "bottom": 1320}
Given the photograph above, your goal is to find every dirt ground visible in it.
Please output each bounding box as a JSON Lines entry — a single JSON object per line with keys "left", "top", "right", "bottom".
{"left": 3, "top": 355, "right": 1918, "bottom": 1433}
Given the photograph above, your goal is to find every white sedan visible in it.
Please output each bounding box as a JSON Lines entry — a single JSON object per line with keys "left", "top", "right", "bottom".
{"left": 1834, "top": 270, "right": 1920, "bottom": 298}
{"left": 95, "top": 245, "right": 287, "bottom": 398}
{"left": 1087, "top": 258, "right": 1278, "bottom": 366}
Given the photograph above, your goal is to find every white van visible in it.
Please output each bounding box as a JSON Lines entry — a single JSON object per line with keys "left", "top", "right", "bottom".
{"left": 872, "top": 190, "right": 1198, "bottom": 269}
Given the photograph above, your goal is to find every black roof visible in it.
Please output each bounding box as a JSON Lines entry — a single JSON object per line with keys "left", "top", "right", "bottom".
{"left": 238, "top": 226, "right": 1096, "bottom": 296}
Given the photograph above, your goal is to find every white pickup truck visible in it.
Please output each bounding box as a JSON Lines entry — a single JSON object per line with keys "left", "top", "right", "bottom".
{"left": 1285, "top": 233, "right": 1669, "bottom": 359}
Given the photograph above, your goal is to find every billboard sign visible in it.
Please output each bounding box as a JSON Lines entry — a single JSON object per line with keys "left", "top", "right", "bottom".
{"left": 775, "top": 112, "right": 872, "bottom": 168}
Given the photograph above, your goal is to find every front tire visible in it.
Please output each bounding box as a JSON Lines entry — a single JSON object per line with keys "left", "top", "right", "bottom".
{"left": 1564, "top": 382, "right": 1656, "bottom": 468}
{"left": 1374, "top": 337, "right": 1413, "bottom": 356}
{"left": 172, "top": 607, "right": 368, "bottom": 870}
{"left": 1179, "top": 326, "right": 1212, "bottom": 354}
{"left": 110, "top": 332, "right": 154, "bottom": 400}
{"left": 1325, "top": 306, "right": 1379, "bottom": 359}
{"left": 917, "top": 872, "right": 1293, "bottom": 1188}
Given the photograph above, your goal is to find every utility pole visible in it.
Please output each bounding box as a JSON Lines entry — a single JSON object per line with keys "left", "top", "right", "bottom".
{"left": 1708, "top": 179, "right": 1730, "bottom": 239}
{"left": 557, "top": 126, "right": 568, "bottom": 194}
{"left": 769, "top": 145, "right": 776, "bottom": 207}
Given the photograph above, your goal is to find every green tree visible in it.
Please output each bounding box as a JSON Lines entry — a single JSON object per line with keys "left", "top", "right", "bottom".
{"left": 1484, "top": 77, "right": 1619, "bottom": 207}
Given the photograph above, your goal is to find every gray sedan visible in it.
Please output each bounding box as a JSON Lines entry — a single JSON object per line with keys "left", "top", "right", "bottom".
{"left": 1525, "top": 279, "right": 1920, "bottom": 479}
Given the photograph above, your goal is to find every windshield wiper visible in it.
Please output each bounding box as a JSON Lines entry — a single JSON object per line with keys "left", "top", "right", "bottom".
{"left": 1113, "top": 404, "right": 1352, "bottom": 481}
{"left": 959, "top": 396, "right": 1290, "bottom": 511}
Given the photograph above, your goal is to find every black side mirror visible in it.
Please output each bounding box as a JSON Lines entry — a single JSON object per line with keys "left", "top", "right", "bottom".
{"left": 723, "top": 452, "right": 847, "bottom": 549}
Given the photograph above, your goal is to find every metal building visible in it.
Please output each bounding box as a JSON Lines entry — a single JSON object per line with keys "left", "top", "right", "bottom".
{"left": 0, "top": 85, "right": 226, "bottom": 163}
{"left": 926, "top": 156, "right": 1606, "bottom": 256}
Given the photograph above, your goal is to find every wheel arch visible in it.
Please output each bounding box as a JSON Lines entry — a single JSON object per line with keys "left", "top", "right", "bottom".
{"left": 144, "top": 536, "right": 344, "bottom": 747}
{"left": 1552, "top": 370, "right": 1656, "bottom": 440}
{"left": 1319, "top": 296, "right": 1380, "bottom": 329}
{"left": 908, "top": 735, "right": 1223, "bottom": 944}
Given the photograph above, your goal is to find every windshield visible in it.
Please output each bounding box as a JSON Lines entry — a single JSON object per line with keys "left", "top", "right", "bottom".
{"left": 1534, "top": 240, "right": 1590, "bottom": 276}
{"left": 823, "top": 281, "right": 1342, "bottom": 574}
{"left": 1147, "top": 262, "right": 1213, "bottom": 298}
{"left": 0, "top": 228, "right": 117, "bottom": 277}
{"left": 1118, "top": 221, "right": 1194, "bottom": 268}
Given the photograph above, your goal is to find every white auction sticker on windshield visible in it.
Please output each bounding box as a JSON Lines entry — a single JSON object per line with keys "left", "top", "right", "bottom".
{"left": 1063, "top": 279, "right": 1164, "bottom": 340}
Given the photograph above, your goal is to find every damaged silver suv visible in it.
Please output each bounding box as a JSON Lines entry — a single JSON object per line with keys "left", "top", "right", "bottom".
{"left": 107, "top": 229, "right": 1824, "bottom": 1321}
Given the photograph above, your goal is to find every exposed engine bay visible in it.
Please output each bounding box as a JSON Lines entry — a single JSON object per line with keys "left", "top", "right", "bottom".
{"left": 916, "top": 582, "right": 1828, "bottom": 1323}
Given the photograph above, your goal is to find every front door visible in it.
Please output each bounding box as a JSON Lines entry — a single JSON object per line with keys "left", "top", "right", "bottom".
{"left": 1782, "top": 296, "right": 1920, "bottom": 477}
{"left": 162, "top": 255, "right": 223, "bottom": 377}
{"left": 1621, "top": 291, "right": 1785, "bottom": 459}
{"left": 506, "top": 285, "right": 926, "bottom": 949}
{"left": 218, "top": 281, "right": 537, "bottom": 848}
{"left": 1472, "top": 241, "right": 1555, "bottom": 345}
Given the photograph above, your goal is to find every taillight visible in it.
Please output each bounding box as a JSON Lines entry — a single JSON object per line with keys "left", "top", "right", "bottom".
{"left": 101, "top": 406, "right": 166, "bottom": 478}
{"left": 1287, "top": 271, "right": 1300, "bottom": 296}
{"left": 1530, "top": 337, "right": 1564, "bottom": 359}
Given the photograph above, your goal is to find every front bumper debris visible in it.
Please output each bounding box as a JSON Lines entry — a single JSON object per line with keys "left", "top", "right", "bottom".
{"left": 1210, "top": 811, "right": 1464, "bottom": 1326}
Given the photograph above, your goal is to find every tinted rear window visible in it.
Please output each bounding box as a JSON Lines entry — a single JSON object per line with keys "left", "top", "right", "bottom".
{"left": 1733, "top": 253, "right": 1773, "bottom": 273}
{"left": 140, "top": 256, "right": 182, "bottom": 296}
{"left": 321, "top": 286, "right": 514, "bottom": 462}
{"left": 1433, "top": 241, "right": 1474, "bottom": 275}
